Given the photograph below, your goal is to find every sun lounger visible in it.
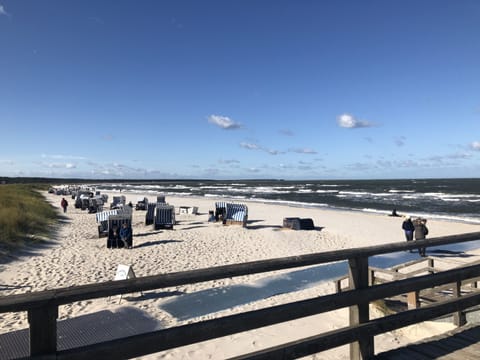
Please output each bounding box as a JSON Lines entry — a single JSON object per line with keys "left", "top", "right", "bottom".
{"left": 154, "top": 204, "right": 175, "bottom": 230}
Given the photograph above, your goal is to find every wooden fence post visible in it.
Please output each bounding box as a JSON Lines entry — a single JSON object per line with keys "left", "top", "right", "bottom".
{"left": 348, "top": 256, "right": 373, "bottom": 360}
{"left": 28, "top": 305, "right": 58, "bottom": 356}
{"left": 452, "top": 281, "right": 466, "bottom": 326}
{"left": 407, "top": 291, "right": 420, "bottom": 309}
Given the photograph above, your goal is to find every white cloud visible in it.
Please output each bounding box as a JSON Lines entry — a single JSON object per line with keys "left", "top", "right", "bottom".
{"left": 337, "top": 113, "right": 375, "bottom": 128}
{"left": 471, "top": 141, "right": 480, "bottom": 150}
{"left": 240, "top": 142, "right": 260, "bottom": 150}
{"left": 0, "top": 4, "right": 10, "bottom": 17}
{"left": 208, "top": 114, "right": 242, "bottom": 130}
{"left": 289, "top": 148, "right": 317, "bottom": 154}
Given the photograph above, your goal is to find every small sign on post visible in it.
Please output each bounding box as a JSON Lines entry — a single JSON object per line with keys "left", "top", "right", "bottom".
{"left": 114, "top": 264, "right": 136, "bottom": 281}
{"left": 111, "top": 264, "right": 142, "bottom": 303}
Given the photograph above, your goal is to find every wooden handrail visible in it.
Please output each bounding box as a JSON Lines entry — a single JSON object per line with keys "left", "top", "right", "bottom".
{"left": 0, "top": 231, "right": 479, "bottom": 359}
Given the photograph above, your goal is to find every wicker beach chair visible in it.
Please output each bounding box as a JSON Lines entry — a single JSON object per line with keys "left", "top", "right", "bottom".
{"left": 145, "top": 203, "right": 156, "bottom": 225}
{"left": 215, "top": 201, "right": 227, "bottom": 222}
{"left": 224, "top": 203, "right": 248, "bottom": 227}
{"left": 110, "top": 195, "right": 126, "bottom": 209}
{"left": 107, "top": 215, "right": 133, "bottom": 249}
{"left": 96, "top": 209, "right": 120, "bottom": 237}
{"left": 154, "top": 204, "right": 175, "bottom": 230}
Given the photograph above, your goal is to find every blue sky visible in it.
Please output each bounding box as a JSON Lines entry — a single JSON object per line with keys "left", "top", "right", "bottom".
{"left": 1, "top": 0, "right": 479, "bottom": 180}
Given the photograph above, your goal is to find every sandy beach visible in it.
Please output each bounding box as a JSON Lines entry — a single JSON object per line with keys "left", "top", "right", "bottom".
{"left": 0, "top": 190, "right": 479, "bottom": 359}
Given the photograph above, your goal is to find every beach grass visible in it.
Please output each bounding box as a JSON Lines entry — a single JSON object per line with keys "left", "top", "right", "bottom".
{"left": 0, "top": 184, "right": 57, "bottom": 252}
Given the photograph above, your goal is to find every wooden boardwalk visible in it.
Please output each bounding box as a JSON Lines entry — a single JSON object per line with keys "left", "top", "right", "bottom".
{"left": 374, "top": 323, "right": 480, "bottom": 359}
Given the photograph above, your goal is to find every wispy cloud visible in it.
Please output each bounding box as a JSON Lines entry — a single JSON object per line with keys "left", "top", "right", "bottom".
{"left": 240, "top": 142, "right": 260, "bottom": 150}
{"left": 208, "top": 114, "right": 242, "bottom": 130}
{"left": 218, "top": 159, "right": 240, "bottom": 164}
{"left": 88, "top": 16, "right": 104, "bottom": 24}
{"left": 289, "top": 148, "right": 317, "bottom": 154}
{"left": 394, "top": 136, "right": 406, "bottom": 147}
{"left": 279, "top": 129, "right": 294, "bottom": 136}
{"left": 337, "top": 113, "right": 375, "bottom": 128}
{"left": 471, "top": 141, "right": 480, "bottom": 151}
{"left": 41, "top": 154, "right": 86, "bottom": 160}
{"left": 0, "top": 4, "right": 11, "bottom": 17}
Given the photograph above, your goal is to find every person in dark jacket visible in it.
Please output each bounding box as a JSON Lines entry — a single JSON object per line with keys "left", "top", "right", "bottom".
{"left": 119, "top": 223, "right": 132, "bottom": 249}
{"left": 60, "top": 198, "right": 68, "bottom": 213}
{"left": 402, "top": 215, "right": 415, "bottom": 252}
{"left": 413, "top": 218, "right": 429, "bottom": 257}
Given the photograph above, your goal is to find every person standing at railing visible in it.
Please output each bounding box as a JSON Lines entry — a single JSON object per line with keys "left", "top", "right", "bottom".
{"left": 402, "top": 215, "right": 415, "bottom": 252}
{"left": 413, "top": 218, "right": 429, "bottom": 257}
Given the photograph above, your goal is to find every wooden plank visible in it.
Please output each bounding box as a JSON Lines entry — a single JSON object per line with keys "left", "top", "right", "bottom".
{"left": 348, "top": 256, "right": 373, "bottom": 360}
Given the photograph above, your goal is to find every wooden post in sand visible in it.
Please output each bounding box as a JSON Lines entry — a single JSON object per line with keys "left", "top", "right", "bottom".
{"left": 28, "top": 304, "right": 58, "bottom": 356}
{"left": 348, "top": 256, "right": 373, "bottom": 360}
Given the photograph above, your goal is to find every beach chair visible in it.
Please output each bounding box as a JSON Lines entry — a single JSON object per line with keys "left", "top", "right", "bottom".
{"left": 135, "top": 197, "right": 149, "bottom": 211}
{"left": 145, "top": 203, "right": 156, "bottom": 225}
{"left": 157, "top": 195, "right": 166, "bottom": 204}
{"left": 224, "top": 203, "right": 248, "bottom": 227}
{"left": 88, "top": 196, "right": 104, "bottom": 213}
{"left": 215, "top": 201, "right": 227, "bottom": 222}
{"left": 96, "top": 209, "right": 120, "bottom": 237}
{"left": 282, "top": 217, "right": 315, "bottom": 230}
{"left": 107, "top": 215, "right": 133, "bottom": 249}
{"left": 110, "top": 195, "right": 126, "bottom": 209}
{"left": 154, "top": 204, "right": 175, "bottom": 230}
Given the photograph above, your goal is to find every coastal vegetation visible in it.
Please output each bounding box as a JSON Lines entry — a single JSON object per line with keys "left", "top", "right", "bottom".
{"left": 0, "top": 184, "right": 57, "bottom": 253}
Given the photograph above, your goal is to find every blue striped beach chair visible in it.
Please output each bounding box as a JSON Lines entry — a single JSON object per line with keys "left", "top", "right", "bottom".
{"left": 96, "top": 209, "right": 120, "bottom": 237}
{"left": 215, "top": 201, "right": 228, "bottom": 222}
{"left": 154, "top": 204, "right": 175, "bottom": 230}
{"left": 145, "top": 203, "right": 156, "bottom": 225}
{"left": 225, "top": 203, "right": 248, "bottom": 227}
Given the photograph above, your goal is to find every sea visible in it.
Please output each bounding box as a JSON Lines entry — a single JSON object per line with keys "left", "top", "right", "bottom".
{"left": 94, "top": 178, "right": 480, "bottom": 224}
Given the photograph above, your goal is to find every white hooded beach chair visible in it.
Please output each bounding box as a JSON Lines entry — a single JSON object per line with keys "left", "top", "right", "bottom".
{"left": 225, "top": 203, "right": 248, "bottom": 227}
{"left": 215, "top": 201, "right": 227, "bottom": 221}
{"left": 96, "top": 209, "right": 120, "bottom": 237}
{"left": 154, "top": 204, "right": 175, "bottom": 230}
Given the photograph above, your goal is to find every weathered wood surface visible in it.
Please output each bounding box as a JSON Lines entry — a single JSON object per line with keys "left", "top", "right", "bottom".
{"left": 1, "top": 232, "right": 480, "bottom": 359}
{"left": 374, "top": 324, "right": 480, "bottom": 359}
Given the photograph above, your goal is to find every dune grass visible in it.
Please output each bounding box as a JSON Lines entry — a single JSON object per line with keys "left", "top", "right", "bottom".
{"left": 0, "top": 184, "right": 57, "bottom": 253}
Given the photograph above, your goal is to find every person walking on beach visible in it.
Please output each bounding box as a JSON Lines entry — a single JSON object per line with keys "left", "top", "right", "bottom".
{"left": 61, "top": 197, "right": 68, "bottom": 213}
{"left": 413, "top": 218, "right": 429, "bottom": 257}
{"left": 402, "top": 215, "right": 415, "bottom": 252}
{"left": 119, "top": 223, "right": 132, "bottom": 249}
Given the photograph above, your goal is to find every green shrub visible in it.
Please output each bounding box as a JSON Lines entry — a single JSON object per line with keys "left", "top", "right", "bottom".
{"left": 0, "top": 184, "right": 57, "bottom": 251}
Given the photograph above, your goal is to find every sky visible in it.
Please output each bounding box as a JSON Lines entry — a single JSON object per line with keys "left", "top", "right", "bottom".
{"left": 1, "top": 0, "right": 480, "bottom": 180}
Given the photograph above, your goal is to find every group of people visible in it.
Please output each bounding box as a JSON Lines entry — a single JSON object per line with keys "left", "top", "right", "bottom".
{"left": 402, "top": 215, "right": 429, "bottom": 256}
{"left": 110, "top": 223, "right": 133, "bottom": 249}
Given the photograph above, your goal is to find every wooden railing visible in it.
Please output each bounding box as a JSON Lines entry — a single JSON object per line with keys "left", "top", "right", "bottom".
{"left": 1, "top": 232, "right": 480, "bottom": 359}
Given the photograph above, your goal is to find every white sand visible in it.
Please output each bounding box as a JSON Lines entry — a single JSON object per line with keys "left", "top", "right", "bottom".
{"left": 0, "top": 190, "right": 479, "bottom": 359}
